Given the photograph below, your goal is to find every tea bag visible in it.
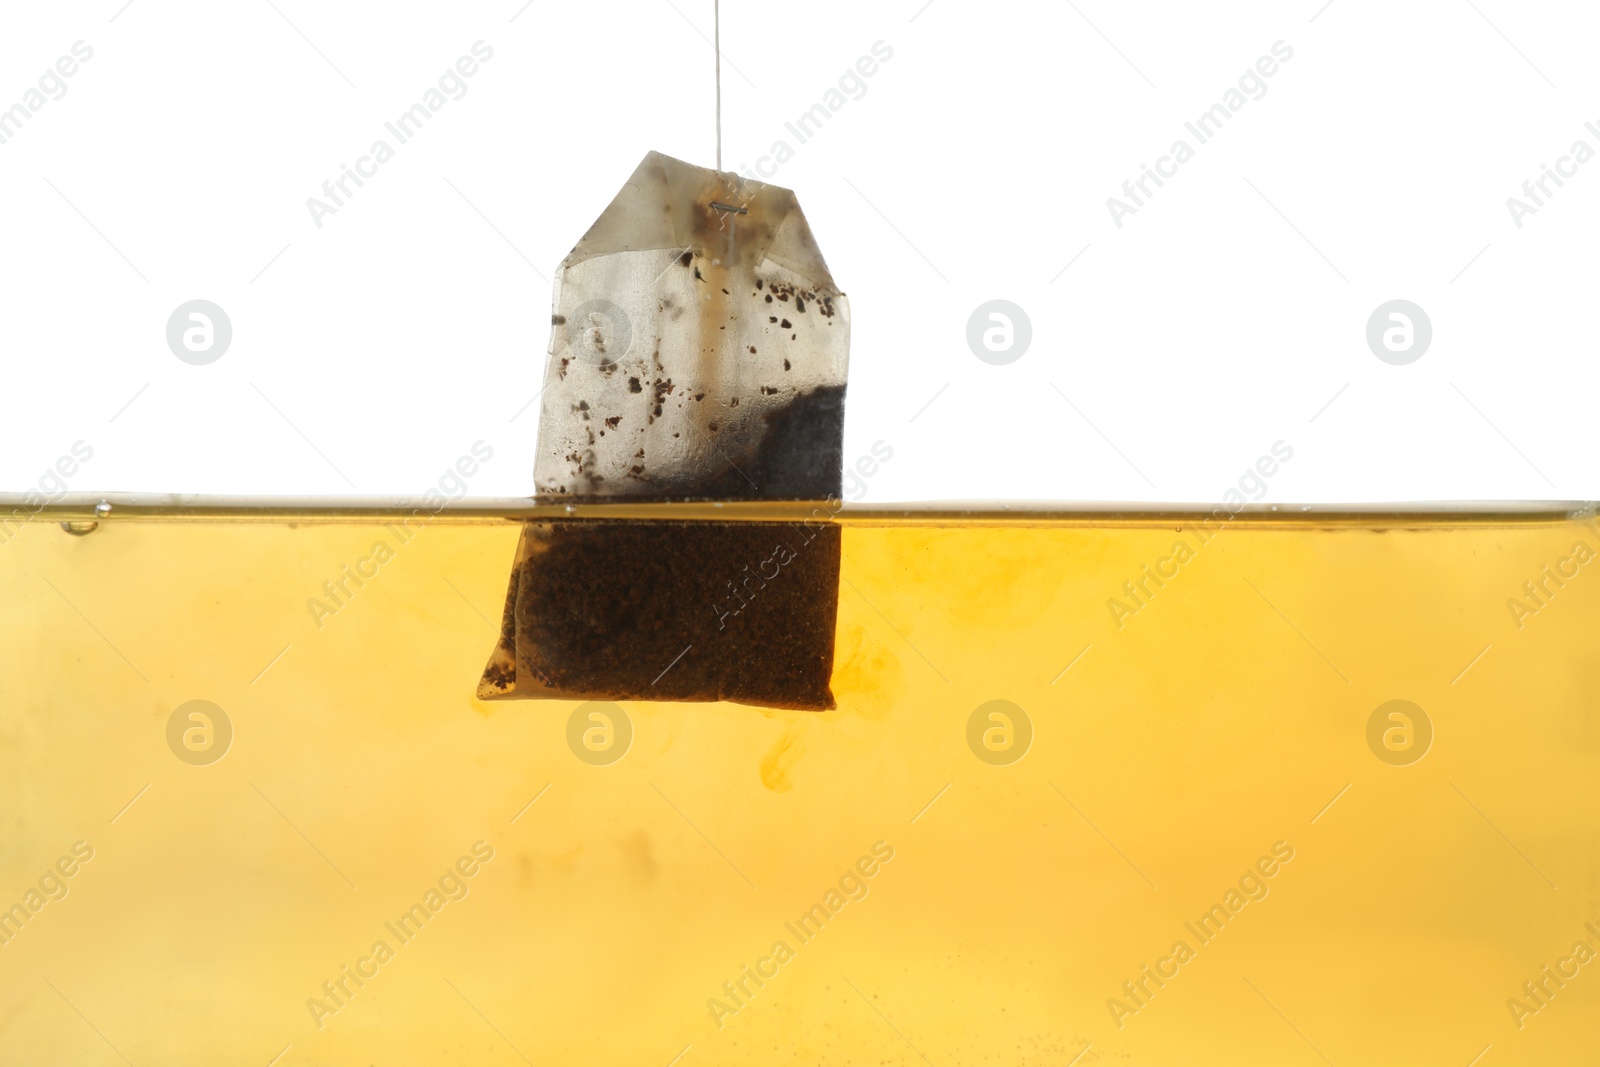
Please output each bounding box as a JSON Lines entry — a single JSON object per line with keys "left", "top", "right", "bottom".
{"left": 478, "top": 151, "right": 850, "bottom": 710}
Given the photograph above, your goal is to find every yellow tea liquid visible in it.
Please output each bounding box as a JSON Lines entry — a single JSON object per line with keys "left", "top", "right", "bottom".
{"left": 0, "top": 504, "right": 1595, "bottom": 1065}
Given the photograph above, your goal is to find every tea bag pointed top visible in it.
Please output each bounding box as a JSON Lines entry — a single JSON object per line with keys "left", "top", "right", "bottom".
{"left": 564, "top": 151, "right": 839, "bottom": 289}
{"left": 536, "top": 151, "right": 850, "bottom": 502}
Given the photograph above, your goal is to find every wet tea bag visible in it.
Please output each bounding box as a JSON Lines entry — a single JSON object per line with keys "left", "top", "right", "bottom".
{"left": 478, "top": 151, "right": 850, "bottom": 710}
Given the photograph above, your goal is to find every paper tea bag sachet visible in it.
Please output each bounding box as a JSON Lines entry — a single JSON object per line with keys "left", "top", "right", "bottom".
{"left": 478, "top": 151, "right": 851, "bottom": 710}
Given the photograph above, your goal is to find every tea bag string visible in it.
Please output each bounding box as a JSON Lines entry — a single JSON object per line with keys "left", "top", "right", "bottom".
{"left": 714, "top": 0, "right": 723, "bottom": 172}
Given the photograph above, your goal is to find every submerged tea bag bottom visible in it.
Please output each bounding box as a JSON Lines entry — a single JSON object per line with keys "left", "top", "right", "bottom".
{"left": 477, "top": 381, "right": 848, "bottom": 710}
{"left": 478, "top": 521, "right": 841, "bottom": 710}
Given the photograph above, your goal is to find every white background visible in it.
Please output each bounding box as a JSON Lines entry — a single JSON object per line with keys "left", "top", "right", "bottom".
{"left": 0, "top": 0, "right": 1595, "bottom": 504}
